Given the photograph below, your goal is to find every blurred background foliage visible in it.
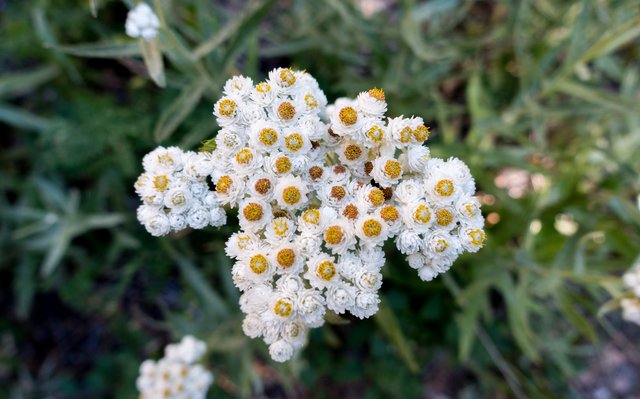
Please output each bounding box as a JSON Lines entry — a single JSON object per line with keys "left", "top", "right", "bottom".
{"left": 1, "top": 0, "right": 640, "bottom": 397}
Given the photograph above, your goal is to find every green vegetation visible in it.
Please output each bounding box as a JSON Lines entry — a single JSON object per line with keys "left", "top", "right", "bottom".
{"left": 1, "top": 0, "right": 639, "bottom": 397}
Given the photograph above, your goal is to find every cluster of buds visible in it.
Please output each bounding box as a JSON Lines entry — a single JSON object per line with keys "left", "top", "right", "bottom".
{"left": 136, "top": 336, "right": 213, "bottom": 399}
{"left": 135, "top": 68, "right": 486, "bottom": 362}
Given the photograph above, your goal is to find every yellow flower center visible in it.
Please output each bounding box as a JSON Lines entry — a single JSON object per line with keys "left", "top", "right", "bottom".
{"left": 277, "top": 101, "right": 296, "bottom": 120}
{"left": 368, "top": 87, "right": 385, "bottom": 101}
{"left": 436, "top": 209, "right": 453, "bottom": 226}
{"left": 414, "top": 204, "right": 431, "bottom": 224}
{"left": 255, "top": 82, "right": 271, "bottom": 93}
{"left": 342, "top": 204, "right": 359, "bottom": 220}
{"left": 254, "top": 178, "right": 271, "bottom": 195}
{"left": 259, "top": 128, "right": 279, "bottom": 146}
{"left": 274, "top": 299, "right": 293, "bottom": 317}
{"left": 330, "top": 186, "right": 346, "bottom": 201}
{"left": 435, "top": 179, "right": 454, "bottom": 197}
{"left": 282, "top": 186, "right": 301, "bottom": 205}
{"left": 276, "top": 248, "right": 296, "bottom": 269}
{"left": 218, "top": 98, "right": 236, "bottom": 117}
{"left": 343, "top": 144, "right": 363, "bottom": 161}
{"left": 157, "top": 153, "right": 174, "bottom": 168}
{"left": 249, "top": 254, "right": 268, "bottom": 274}
{"left": 368, "top": 189, "right": 385, "bottom": 206}
{"left": 272, "top": 218, "right": 289, "bottom": 237}
{"left": 384, "top": 160, "right": 402, "bottom": 179}
{"left": 413, "top": 125, "right": 430, "bottom": 142}
{"left": 469, "top": 229, "right": 487, "bottom": 246}
{"left": 237, "top": 234, "right": 251, "bottom": 250}
{"left": 216, "top": 175, "right": 233, "bottom": 194}
{"left": 338, "top": 106, "right": 358, "bottom": 126}
{"left": 309, "top": 166, "right": 324, "bottom": 181}
{"left": 399, "top": 126, "right": 413, "bottom": 143}
{"left": 284, "top": 133, "right": 303, "bottom": 152}
{"left": 434, "top": 239, "right": 449, "bottom": 253}
{"left": 153, "top": 175, "right": 169, "bottom": 191}
{"left": 279, "top": 69, "right": 296, "bottom": 87}
{"left": 170, "top": 192, "right": 185, "bottom": 206}
{"left": 235, "top": 148, "right": 253, "bottom": 165}
{"left": 362, "top": 219, "right": 382, "bottom": 237}
{"left": 316, "top": 260, "right": 336, "bottom": 281}
{"left": 380, "top": 205, "right": 399, "bottom": 222}
{"left": 243, "top": 202, "right": 264, "bottom": 222}
{"left": 324, "top": 226, "right": 344, "bottom": 245}
{"left": 302, "top": 209, "right": 320, "bottom": 224}
{"left": 366, "top": 125, "right": 384, "bottom": 143}
{"left": 304, "top": 93, "right": 318, "bottom": 108}
{"left": 464, "top": 203, "right": 478, "bottom": 217}
{"left": 274, "top": 156, "right": 292, "bottom": 174}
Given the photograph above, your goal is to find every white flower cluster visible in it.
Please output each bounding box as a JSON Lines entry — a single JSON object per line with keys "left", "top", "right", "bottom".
{"left": 136, "top": 336, "right": 213, "bottom": 399}
{"left": 134, "top": 68, "right": 486, "bottom": 362}
{"left": 621, "top": 264, "right": 640, "bottom": 325}
{"left": 125, "top": 3, "right": 160, "bottom": 40}
{"left": 134, "top": 146, "right": 226, "bottom": 236}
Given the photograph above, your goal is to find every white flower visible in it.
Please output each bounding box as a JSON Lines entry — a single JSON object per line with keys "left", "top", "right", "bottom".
{"left": 142, "top": 146, "right": 184, "bottom": 174}
{"left": 163, "top": 185, "right": 193, "bottom": 213}
{"left": 213, "top": 95, "right": 242, "bottom": 127}
{"left": 242, "top": 313, "right": 265, "bottom": 338}
{"left": 138, "top": 207, "right": 170, "bottom": 236}
{"left": 326, "top": 282, "right": 357, "bottom": 314}
{"left": 329, "top": 101, "right": 363, "bottom": 137}
{"left": 265, "top": 216, "right": 296, "bottom": 243}
{"left": 305, "top": 253, "right": 340, "bottom": 289}
{"left": 136, "top": 336, "right": 213, "bottom": 399}
{"left": 296, "top": 288, "right": 326, "bottom": 327}
{"left": 238, "top": 198, "right": 272, "bottom": 232}
{"left": 168, "top": 213, "right": 188, "bottom": 232}
{"left": 354, "top": 268, "right": 383, "bottom": 291}
{"left": 274, "top": 176, "right": 310, "bottom": 211}
{"left": 270, "top": 242, "right": 304, "bottom": 275}
{"left": 323, "top": 219, "right": 356, "bottom": 255}
{"left": 214, "top": 174, "right": 246, "bottom": 207}
{"left": 223, "top": 75, "right": 254, "bottom": 99}
{"left": 356, "top": 88, "right": 387, "bottom": 117}
{"left": 459, "top": 227, "right": 487, "bottom": 253}
{"left": 455, "top": 196, "right": 484, "bottom": 228}
{"left": 402, "top": 145, "right": 430, "bottom": 172}
{"left": 225, "top": 231, "right": 260, "bottom": 259}
{"left": 187, "top": 206, "right": 210, "bottom": 229}
{"left": 355, "top": 215, "right": 389, "bottom": 248}
{"left": 401, "top": 201, "right": 434, "bottom": 233}
{"left": 396, "top": 230, "right": 424, "bottom": 255}
{"left": 209, "top": 207, "right": 227, "bottom": 227}
{"left": 269, "top": 340, "right": 295, "bottom": 362}
{"left": 350, "top": 290, "right": 380, "bottom": 319}
{"left": 370, "top": 156, "right": 403, "bottom": 187}
{"left": 249, "top": 120, "right": 282, "bottom": 153}
{"left": 125, "top": 3, "right": 160, "bottom": 40}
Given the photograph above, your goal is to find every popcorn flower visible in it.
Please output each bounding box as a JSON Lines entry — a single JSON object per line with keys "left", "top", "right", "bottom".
{"left": 125, "top": 3, "right": 160, "bottom": 40}
{"left": 134, "top": 68, "right": 486, "bottom": 362}
{"left": 136, "top": 336, "right": 213, "bottom": 399}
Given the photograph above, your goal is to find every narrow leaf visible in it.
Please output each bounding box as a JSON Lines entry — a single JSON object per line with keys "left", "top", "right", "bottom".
{"left": 173, "top": 252, "right": 229, "bottom": 318}
{"left": 154, "top": 80, "right": 205, "bottom": 142}
{"left": 0, "top": 65, "right": 59, "bottom": 99}
{"left": 140, "top": 38, "right": 165, "bottom": 87}
{"left": 193, "top": 0, "right": 276, "bottom": 60}
{"left": 374, "top": 298, "right": 419, "bottom": 373}
{"left": 54, "top": 42, "right": 142, "bottom": 58}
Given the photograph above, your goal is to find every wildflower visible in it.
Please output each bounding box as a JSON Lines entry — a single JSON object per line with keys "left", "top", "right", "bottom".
{"left": 125, "top": 3, "right": 160, "bottom": 40}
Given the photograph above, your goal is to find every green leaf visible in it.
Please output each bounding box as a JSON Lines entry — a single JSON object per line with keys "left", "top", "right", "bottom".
{"left": 193, "top": 0, "right": 276, "bottom": 60}
{"left": 578, "top": 16, "right": 640, "bottom": 64}
{"left": 140, "top": 38, "right": 165, "bottom": 87}
{"left": 53, "top": 42, "right": 142, "bottom": 58}
{"left": 557, "top": 292, "right": 597, "bottom": 343}
{"left": 0, "top": 65, "right": 59, "bottom": 99}
{"left": 172, "top": 252, "right": 229, "bottom": 318}
{"left": 154, "top": 80, "right": 205, "bottom": 142}
{"left": 0, "top": 103, "right": 54, "bottom": 131}
{"left": 374, "top": 297, "right": 419, "bottom": 373}
{"left": 554, "top": 80, "right": 640, "bottom": 114}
